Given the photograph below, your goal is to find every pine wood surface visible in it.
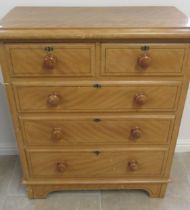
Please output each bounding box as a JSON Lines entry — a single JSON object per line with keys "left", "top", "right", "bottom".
{"left": 14, "top": 81, "right": 181, "bottom": 112}
{"left": 0, "top": 6, "right": 190, "bottom": 198}
{"left": 20, "top": 115, "right": 174, "bottom": 146}
{"left": 28, "top": 150, "right": 166, "bottom": 178}
{"left": 102, "top": 44, "right": 187, "bottom": 76}
{"left": 6, "top": 44, "right": 95, "bottom": 77}
{"left": 0, "top": 7, "right": 188, "bottom": 29}
{"left": 0, "top": 7, "right": 190, "bottom": 40}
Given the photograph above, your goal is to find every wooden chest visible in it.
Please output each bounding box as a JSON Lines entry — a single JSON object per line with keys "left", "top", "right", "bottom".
{"left": 0, "top": 6, "right": 190, "bottom": 198}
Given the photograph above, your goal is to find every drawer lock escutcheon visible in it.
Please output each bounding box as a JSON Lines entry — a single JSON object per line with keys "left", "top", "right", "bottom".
{"left": 94, "top": 118, "right": 101, "bottom": 122}
{"left": 141, "top": 45, "right": 150, "bottom": 51}
{"left": 44, "top": 46, "right": 54, "bottom": 52}
{"left": 93, "top": 151, "right": 101, "bottom": 156}
{"left": 93, "top": 84, "right": 102, "bottom": 89}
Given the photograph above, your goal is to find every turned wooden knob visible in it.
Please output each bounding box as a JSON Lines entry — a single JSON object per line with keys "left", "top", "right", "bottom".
{"left": 128, "top": 160, "right": 138, "bottom": 171}
{"left": 134, "top": 93, "right": 147, "bottom": 106}
{"left": 138, "top": 54, "right": 152, "bottom": 69}
{"left": 131, "top": 127, "right": 142, "bottom": 140}
{"left": 56, "top": 162, "right": 67, "bottom": 172}
{"left": 43, "top": 54, "right": 57, "bottom": 69}
{"left": 51, "top": 128, "right": 63, "bottom": 141}
{"left": 47, "top": 93, "right": 61, "bottom": 107}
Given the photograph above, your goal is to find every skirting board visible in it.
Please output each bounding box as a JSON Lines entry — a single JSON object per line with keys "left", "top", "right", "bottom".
{"left": 0, "top": 145, "right": 18, "bottom": 155}
{"left": 175, "top": 139, "right": 190, "bottom": 152}
{"left": 0, "top": 139, "right": 190, "bottom": 155}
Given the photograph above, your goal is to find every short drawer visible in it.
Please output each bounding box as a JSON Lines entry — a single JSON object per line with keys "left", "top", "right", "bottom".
{"left": 101, "top": 44, "right": 187, "bottom": 76}
{"left": 28, "top": 150, "right": 166, "bottom": 178}
{"left": 6, "top": 43, "right": 95, "bottom": 77}
{"left": 14, "top": 81, "right": 181, "bottom": 112}
{"left": 21, "top": 115, "right": 174, "bottom": 146}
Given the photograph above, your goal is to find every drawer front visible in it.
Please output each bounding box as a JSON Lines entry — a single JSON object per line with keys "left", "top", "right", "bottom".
{"left": 21, "top": 115, "right": 174, "bottom": 146}
{"left": 28, "top": 151, "right": 165, "bottom": 178}
{"left": 101, "top": 44, "right": 187, "bottom": 76}
{"left": 14, "top": 81, "right": 180, "bottom": 112}
{"left": 6, "top": 44, "right": 95, "bottom": 77}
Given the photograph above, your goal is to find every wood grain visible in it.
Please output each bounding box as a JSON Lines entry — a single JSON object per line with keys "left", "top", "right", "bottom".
{"left": 21, "top": 115, "right": 174, "bottom": 146}
{"left": 0, "top": 7, "right": 190, "bottom": 40}
{"left": 6, "top": 44, "right": 95, "bottom": 77}
{"left": 28, "top": 150, "right": 166, "bottom": 178}
{"left": 102, "top": 44, "right": 187, "bottom": 76}
{"left": 14, "top": 81, "right": 181, "bottom": 112}
{"left": 0, "top": 6, "right": 190, "bottom": 199}
{"left": 25, "top": 183, "right": 167, "bottom": 198}
{"left": 0, "top": 7, "right": 188, "bottom": 29}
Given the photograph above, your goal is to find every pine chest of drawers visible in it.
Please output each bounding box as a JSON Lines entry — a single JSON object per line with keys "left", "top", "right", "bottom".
{"left": 0, "top": 6, "right": 190, "bottom": 199}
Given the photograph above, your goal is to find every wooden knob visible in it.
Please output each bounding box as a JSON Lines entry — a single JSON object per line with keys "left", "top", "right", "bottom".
{"left": 52, "top": 128, "right": 63, "bottom": 141}
{"left": 56, "top": 162, "right": 67, "bottom": 173}
{"left": 131, "top": 127, "right": 142, "bottom": 140}
{"left": 134, "top": 93, "right": 147, "bottom": 106}
{"left": 47, "top": 93, "right": 61, "bottom": 107}
{"left": 43, "top": 54, "right": 57, "bottom": 69}
{"left": 128, "top": 160, "right": 138, "bottom": 171}
{"left": 138, "top": 54, "right": 152, "bottom": 69}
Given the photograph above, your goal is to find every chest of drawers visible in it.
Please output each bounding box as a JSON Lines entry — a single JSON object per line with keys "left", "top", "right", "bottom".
{"left": 0, "top": 6, "right": 190, "bottom": 199}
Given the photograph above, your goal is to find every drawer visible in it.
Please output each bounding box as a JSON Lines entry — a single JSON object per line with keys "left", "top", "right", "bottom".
{"left": 28, "top": 150, "right": 166, "bottom": 178}
{"left": 21, "top": 115, "right": 174, "bottom": 146}
{"left": 6, "top": 44, "right": 95, "bottom": 77}
{"left": 14, "top": 81, "right": 181, "bottom": 112}
{"left": 101, "top": 44, "right": 187, "bottom": 76}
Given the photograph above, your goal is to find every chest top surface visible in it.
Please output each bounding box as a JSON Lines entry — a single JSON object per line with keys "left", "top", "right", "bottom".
{"left": 0, "top": 6, "right": 190, "bottom": 40}
{"left": 0, "top": 6, "right": 189, "bottom": 29}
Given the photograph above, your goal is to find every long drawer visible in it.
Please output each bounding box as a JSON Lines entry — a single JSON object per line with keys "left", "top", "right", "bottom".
{"left": 27, "top": 150, "right": 166, "bottom": 178}
{"left": 101, "top": 44, "right": 187, "bottom": 76}
{"left": 21, "top": 115, "right": 174, "bottom": 146}
{"left": 14, "top": 81, "right": 181, "bottom": 112}
{"left": 6, "top": 43, "right": 96, "bottom": 77}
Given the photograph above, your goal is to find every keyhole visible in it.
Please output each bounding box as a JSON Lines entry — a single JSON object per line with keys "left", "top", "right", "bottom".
{"left": 93, "top": 84, "right": 102, "bottom": 88}
{"left": 93, "top": 151, "right": 101, "bottom": 156}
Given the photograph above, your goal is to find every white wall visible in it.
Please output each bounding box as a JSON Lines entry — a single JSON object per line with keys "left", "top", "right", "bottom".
{"left": 0, "top": 0, "right": 190, "bottom": 154}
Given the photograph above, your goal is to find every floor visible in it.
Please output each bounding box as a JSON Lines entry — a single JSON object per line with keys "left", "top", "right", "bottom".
{"left": 0, "top": 153, "right": 190, "bottom": 210}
